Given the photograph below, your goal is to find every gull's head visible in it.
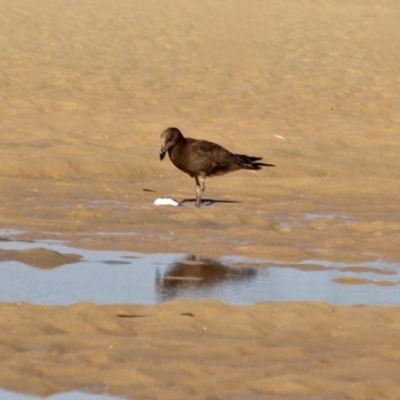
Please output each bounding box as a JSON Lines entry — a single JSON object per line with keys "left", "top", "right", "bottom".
{"left": 159, "top": 127, "right": 183, "bottom": 160}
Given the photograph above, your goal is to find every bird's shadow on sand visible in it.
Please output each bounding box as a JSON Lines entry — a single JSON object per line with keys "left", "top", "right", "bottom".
{"left": 179, "top": 198, "right": 241, "bottom": 207}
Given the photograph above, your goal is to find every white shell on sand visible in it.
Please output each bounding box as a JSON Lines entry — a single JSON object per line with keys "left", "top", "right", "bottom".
{"left": 153, "top": 197, "right": 179, "bottom": 207}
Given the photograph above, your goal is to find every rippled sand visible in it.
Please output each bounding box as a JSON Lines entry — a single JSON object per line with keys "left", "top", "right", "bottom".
{"left": 1, "top": 0, "right": 400, "bottom": 398}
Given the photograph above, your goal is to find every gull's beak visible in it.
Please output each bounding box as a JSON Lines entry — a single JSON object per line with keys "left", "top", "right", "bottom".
{"left": 159, "top": 147, "right": 166, "bottom": 161}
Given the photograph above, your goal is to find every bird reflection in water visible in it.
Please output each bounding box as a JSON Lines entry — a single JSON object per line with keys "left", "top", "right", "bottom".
{"left": 155, "top": 255, "right": 257, "bottom": 302}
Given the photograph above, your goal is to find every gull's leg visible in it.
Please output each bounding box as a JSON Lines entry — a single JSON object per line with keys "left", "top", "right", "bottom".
{"left": 199, "top": 176, "right": 205, "bottom": 197}
{"left": 195, "top": 176, "right": 206, "bottom": 208}
{"left": 195, "top": 177, "right": 202, "bottom": 207}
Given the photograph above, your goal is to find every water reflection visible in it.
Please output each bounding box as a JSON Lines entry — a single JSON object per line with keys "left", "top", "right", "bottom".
{"left": 156, "top": 255, "right": 257, "bottom": 302}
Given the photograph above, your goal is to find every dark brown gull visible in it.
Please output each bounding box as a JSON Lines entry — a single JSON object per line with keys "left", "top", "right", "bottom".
{"left": 159, "top": 127, "right": 275, "bottom": 207}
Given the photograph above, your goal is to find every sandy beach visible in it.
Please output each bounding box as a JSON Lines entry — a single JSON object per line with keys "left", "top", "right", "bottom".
{"left": 1, "top": 0, "right": 400, "bottom": 398}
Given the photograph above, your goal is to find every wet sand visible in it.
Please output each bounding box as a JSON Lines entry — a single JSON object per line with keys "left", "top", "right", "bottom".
{"left": 2, "top": 301, "right": 400, "bottom": 399}
{"left": 1, "top": 0, "right": 400, "bottom": 398}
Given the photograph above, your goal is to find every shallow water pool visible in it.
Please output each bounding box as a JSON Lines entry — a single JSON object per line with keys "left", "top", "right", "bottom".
{"left": 0, "top": 389, "right": 122, "bottom": 400}
{"left": 0, "top": 239, "right": 399, "bottom": 306}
